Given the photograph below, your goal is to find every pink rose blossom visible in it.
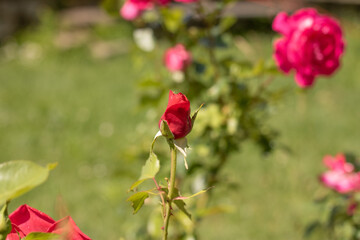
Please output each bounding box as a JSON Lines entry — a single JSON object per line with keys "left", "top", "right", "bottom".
{"left": 320, "top": 154, "right": 360, "bottom": 194}
{"left": 272, "top": 8, "right": 345, "bottom": 88}
{"left": 323, "top": 154, "right": 353, "bottom": 173}
{"left": 120, "top": 0, "right": 142, "bottom": 21}
{"left": 164, "top": 44, "right": 192, "bottom": 72}
{"left": 174, "top": 0, "right": 198, "bottom": 2}
{"left": 120, "top": 0, "right": 170, "bottom": 21}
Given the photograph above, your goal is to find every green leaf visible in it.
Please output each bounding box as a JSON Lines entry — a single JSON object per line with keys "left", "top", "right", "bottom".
{"left": 171, "top": 188, "right": 191, "bottom": 219}
{"left": 0, "top": 160, "right": 56, "bottom": 205}
{"left": 100, "top": 0, "right": 119, "bottom": 16}
{"left": 22, "top": 232, "right": 60, "bottom": 240}
{"left": 219, "top": 17, "right": 237, "bottom": 33}
{"left": 127, "top": 191, "right": 149, "bottom": 214}
{"left": 161, "top": 8, "right": 184, "bottom": 33}
{"left": 174, "top": 200, "right": 191, "bottom": 220}
{"left": 130, "top": 152, "right": 160, "bottom": 190}
{"left": 0, "top": 203, "right": 11, "bottom": 240}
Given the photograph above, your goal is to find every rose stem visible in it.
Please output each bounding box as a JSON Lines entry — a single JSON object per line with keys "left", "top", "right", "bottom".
{"left": 162, "top": 145, "right": 177, "bottom": 240}
{"left": 153, "top": 177, "right": 166, "bottom": 217}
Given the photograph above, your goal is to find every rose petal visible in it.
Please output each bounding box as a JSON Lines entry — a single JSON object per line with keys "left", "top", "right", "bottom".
{"left": 272, "top": 12, "right": 290, "bottom": 35}
{"left": 295, "top": 72, "right": 315, "bottom": 88}
{"left": 8, "top": 205, "right": 55, "bottom": 236}
{"left": 273, "top": 38, "right": 292, "bottom": 73}
{"left": 48, "top": 216, "right": 91, "bottom": 240}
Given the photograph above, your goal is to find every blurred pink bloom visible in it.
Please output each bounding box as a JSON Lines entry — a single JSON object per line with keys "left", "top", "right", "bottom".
{"left": 120, "top": 0, "right": 171, "bottom": 21}
{"left": 164, "top": 44, "right": 192, "bottom": 72}
{"left": 174, "top": 0, "right": 199, "bottom": 2}
{"left": 272, "top": 8, "right": 345, "bottom": 88}
{"left": 157, "top": 0, "right": 171, "bottom": 5}
{"left": 128, "top": 0, "right": 153, "bottom": 10}
{"left": 120, "top": 0, "right": 142, "bottom": 20}
{"left": 320, "top": 154, "right": 360, "bottom": 194}
{"left": 323, "top": 154, "right": 353, "bottom": 173}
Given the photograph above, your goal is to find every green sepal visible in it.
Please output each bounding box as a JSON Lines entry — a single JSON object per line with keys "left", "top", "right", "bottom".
{"left": 22, "top": 232, "right": 60, "bottom": 240}
{"left": 127, "top": 191, "right": 150, "bottom": 214}
{"left": 130, "top": 151, "right": 160, "bottom": 191}
{"left": 191, "top": 104, "right": 204, "bottom": 127}
{"left": 0, "top": 160, "right": 57, "bottom": 206}
{"left": 159, "top": 120, "right": 174, "bottom": 140}
{"left": 0, "top": 203, "right": 11, "bottom": 240}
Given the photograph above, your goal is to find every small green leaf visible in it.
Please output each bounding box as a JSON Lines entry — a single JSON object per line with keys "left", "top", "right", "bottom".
{"left": 173, "top": 188, "right": 211, "bottom": 201}
{"left": 127, "top": 191, "right": 149, "bottom": 214}
{"left": 171, "top": 188, "right": 191, "bottom": 219}
{"left": 0, "top": 160, "right": 57, "bottom": 206}
{"left": 160, "top": 120, "right": 174, "bottom": 140}
{"left": 130, "top": 152, "right": 160, "bottom": 190}
{"left": 22, "top": 232, "right": 60, "bottom": 240}
{"left": 0, "top": 203, "right": 11, "bottom": 240}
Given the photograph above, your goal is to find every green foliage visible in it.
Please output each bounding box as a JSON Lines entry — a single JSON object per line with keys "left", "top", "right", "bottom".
{"left": 127, "top": 191, "right": 150, "bottom": 214}
{"left": 0, "top": 161, "right": 56, "bottom": 206}
{"left": 161, "top": 8, "right": 184, "bottom": 34}
{"left": 130, "top": 151, "right": 160, "bottom": 191}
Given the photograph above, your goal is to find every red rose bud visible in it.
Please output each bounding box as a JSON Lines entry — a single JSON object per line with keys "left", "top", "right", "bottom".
{"left": 6, "top": 205, "right": 91, "bottom": 240}
{"left": 159, "top": 91, "right": 192, "bottom": 139}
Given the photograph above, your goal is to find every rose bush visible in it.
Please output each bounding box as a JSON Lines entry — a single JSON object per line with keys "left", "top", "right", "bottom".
{"left": 164, "top": 44, "right": 192, "bottom": 72}
{"left": 306, "top": 153, "right": 360, "bottom": 238}
{"left": 159, "top": 90, "right": 192, "bottom": 139}
{"left": 320, "top": 154, "right": 360, "bottom": 193}
{"left": 273, "top": 8, "right": 345, "bottom": 87}
{"left": 6, "top": 205, "right": 91, "bottom": 240}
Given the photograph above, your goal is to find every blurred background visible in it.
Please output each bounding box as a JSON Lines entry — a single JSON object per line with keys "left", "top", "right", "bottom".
{"left": 1, "top": 0, "right": 360, "bottom": 239}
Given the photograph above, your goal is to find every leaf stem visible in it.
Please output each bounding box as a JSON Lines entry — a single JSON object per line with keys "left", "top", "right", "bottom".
{"left": 162, "top": 145, "right": 177, "bottom": 240}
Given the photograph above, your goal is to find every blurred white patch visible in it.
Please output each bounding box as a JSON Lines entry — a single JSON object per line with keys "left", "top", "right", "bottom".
{"left": 227, "top": 117, "right": 238, "bottom": 135}
{"left": 133, "top": 28, "right": 155, "bottom": 52}
{"left": 19, "top": 42, "right": 43, "bottom": 62}
{"left": 172, "top": 71, "right": 184, "bottom": 83}
{"left": 99, "top": 122, "right": 114, "bottom": 137}
{"left": 192, "top": 174, "right": 206, "bottom": 193}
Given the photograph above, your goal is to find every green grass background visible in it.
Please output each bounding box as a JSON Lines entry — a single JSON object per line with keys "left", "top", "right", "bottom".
{"left": 1, "top": 10, "right": 360, "bottom": 240}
